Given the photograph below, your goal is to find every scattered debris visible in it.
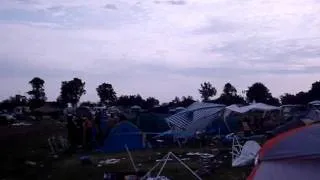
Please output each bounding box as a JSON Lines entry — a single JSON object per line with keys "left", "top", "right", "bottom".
{"left": 12, "top": 122, "right": 32, "bottom": 126}
{"left": 146, "top": 176, "right": 171, "bottom": 180}
{"left": 156, "top": 158, "right": 173, "bottom": 162}
{"left": 186, "top": 152, "right": 215, "bottom": 158}
{"left": 25, "top": 160, "right": 37, "bottom": 167}
{"left": 181, "top": 158, "right": 190, "bottom": 161}
{"left": 80, "top": 156, "right": 92, "bottom": 165}
{"left": 98, "top": 159, "right": 121, "bottom": 165}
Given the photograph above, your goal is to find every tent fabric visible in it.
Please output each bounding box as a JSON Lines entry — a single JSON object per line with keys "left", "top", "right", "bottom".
{"left": 249, "top": 160, "right": 320, "bottom": 180}
{"left": 270, "top": 109, "right": 320, "bottom": 137}
{"left": 309, "top": 100, "right": 320, "bottom": 105}
{"left": 166, "top": 102, "right": 225, "bottom": 131}
{"left": 101, "top": 121, "right": 146, "bottom": 153}
{"left": 186, "top": 108, "right": 224, "bottom": 133}
{"left": 260, "top": 124, "right": 320, "bottom": 161}
{"left": 249, "top": 124, "right": 320, "bottom": 180}
{"left": 226, "top": 103, "right": 279, "bottom": 114}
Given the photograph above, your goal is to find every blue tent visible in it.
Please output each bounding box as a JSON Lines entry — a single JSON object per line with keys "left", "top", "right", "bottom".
{"left": 101, "top": 121, "right": 146, "bottom": 153}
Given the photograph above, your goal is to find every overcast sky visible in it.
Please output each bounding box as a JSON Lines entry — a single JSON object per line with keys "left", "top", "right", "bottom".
{"left": 0, "top": 0, "right": 320, "bottom": 102}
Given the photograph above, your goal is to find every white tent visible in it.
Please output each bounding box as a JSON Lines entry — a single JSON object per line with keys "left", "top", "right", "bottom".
{"left": 226, "top": 103, "right": 279, "bottom": 114}
{"left": 223, "top": 103, "right": 280, "bottom": 131}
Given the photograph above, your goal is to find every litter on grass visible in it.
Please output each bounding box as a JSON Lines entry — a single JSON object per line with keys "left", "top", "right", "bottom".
{"left": 146, "top": 176, "right": 171, "bottom": 180}
{"left": 99, "top": 159, "right": 121, "bottom": 165}
{"left": 186, "top": 152, "right": 215, "bottom": 158}
{"left": 12, "top": 122, "right": 32, "bottom": 126}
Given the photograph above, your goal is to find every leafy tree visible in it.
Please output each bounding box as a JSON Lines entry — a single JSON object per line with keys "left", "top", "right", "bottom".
{"left": 246, "top": 82, "right": 272, "bottom": 103}
{"left": 266, "top": 97, "right": 281, "bottom": 106}
{"left": 145, "top": 97, "right": 160, "bottom": 109}
{"left": 0, "top": 94, "right": 28, "bottom": 112}
{"left": 214, "top": 83, "right": 246, "bottom": 105}
{"left": 80, "top": 101, "right": 96, "bottom": 108}
{"left": 58, "top": 78, "right": 86, "bottom": 107}
{"left": 223, "top": 83, "right": 237, "bottom": 96}
{"left": 308, "top": 81, "right": 320, "bottom": 101}
{"left": 117, "top": 94, "right": 146, "bottom": 107}
{"left": 280, "top": 93, "right": 297, "bottom": 105}
{"left": 27, "top": 77, "right": 46, "bottom": 109}
{"left": 199, "top": 82, "right": 217, "bottom": 101}
{"left": 96, "top": 83, "right": 117, "bottom": 106}
{"left": 180, "top": 96, "right": 195, "bottom": 107}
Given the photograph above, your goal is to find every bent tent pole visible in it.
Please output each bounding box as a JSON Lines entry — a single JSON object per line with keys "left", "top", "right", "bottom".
{"left": 156, "top": 152, "right": 172, "bottom": 177}
{"left": 140, "top": 153, "right": 170, "bottom": 180}
{"left": 170, "top": 152, "right": 203, "bottom": 180}
{"left": 125, "top": 144, "right": 138, "bottom": 172}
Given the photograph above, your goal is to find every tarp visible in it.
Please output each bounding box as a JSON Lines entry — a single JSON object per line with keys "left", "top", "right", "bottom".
{"left": 101, "top": 121, "right": 146, "bottom": 153}
{"left": 226, "top": 103, "right": 279, "bottom": 114}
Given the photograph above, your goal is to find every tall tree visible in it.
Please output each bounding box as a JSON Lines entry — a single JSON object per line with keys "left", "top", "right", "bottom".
{"left": 27, "top": 77, "right": 46, "bottom": 109}
{"left": 280, "top": 93, "right": 297, "bottom": 105}
{"left": 215, "top": 83, "right": 246, "bottom": 105}
{"left": 96, "top": 83, "right": 117, "bottom": 106}
{"left": 0, "top": 94, "right": 28, "bottom": 111}
{"left": 308, "top": 81, "right": 320, "bottom": 101}
{"left": 199, "top": 82, "right": 217, "bottom": 101}
{"left": 58, "top": 78, "right": 86, "bottom": 107}
{"left": 223, "top": 82, "right": 237, "bottom": 96}
{"left": 246, "top": 82, "right": 272, "bottom": 103}
{"left": 180, "top": 96, "right": 195, "bottom": 107}
{"left": 145, "top": 97, "right": 160, "bottom": 109}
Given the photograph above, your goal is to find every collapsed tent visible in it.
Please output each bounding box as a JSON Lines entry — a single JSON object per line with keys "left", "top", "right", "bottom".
{"left": 226, "top": 103, "right": 279, "bottom": 114}
{"left": 232, "top": 139, "right": 261, "bottom": 167}
{"left": 270, "top": 109, "right": 320, "bottom": 137}
{"left": 101, "top": 121, "right": 148, "bottom": 153}
{"left": 248, "top": 124, "right": 320, "bottom": 180}
{"left": 165, "top": 102, "right": 225, "bottom": 136}
{"left": 223, "top": 103, "right": 280, "bottom": 132}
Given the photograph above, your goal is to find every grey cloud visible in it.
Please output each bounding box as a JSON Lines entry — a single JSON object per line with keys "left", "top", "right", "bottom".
{"left": 104, "top": 4, "right": 118, "bottom": 10}
{"left": 208, "top": 37, "right": 320, "bottom": 66}
{"left": 47, "top": 5, "right": 64, "bottom": 11}
{"left": 154, "top": 0, "right": 186, "bottom": 5}
{"left": 193, "top": 18, "right": 240, "bottom": 34}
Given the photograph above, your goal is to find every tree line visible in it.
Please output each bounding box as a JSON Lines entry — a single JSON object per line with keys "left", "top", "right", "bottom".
{"left": 0, "top": 77, "right": 320, "bottom": 111}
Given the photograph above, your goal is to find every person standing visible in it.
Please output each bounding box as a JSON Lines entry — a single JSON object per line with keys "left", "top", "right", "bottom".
{"left": 66, "top": 114, "right": 76, "bottom": 152}
{"left": 82, "top": 117, "right": 93, "bottom": 150}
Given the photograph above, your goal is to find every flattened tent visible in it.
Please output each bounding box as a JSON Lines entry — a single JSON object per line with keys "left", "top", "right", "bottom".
{"left": 226, "top": 103, "right": 279, "bottom": 114}
{"left": 165, "top": 102, "right": 225, "bottom": 135}
{"left": 102, "top": 121, "right": 147, "bottom": 153}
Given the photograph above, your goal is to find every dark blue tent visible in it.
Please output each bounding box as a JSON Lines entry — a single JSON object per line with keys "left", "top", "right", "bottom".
{"left": 101, "top": 121, "right": 146, "bottom": 153}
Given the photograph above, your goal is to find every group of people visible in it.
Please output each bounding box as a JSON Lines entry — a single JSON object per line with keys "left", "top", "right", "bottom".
{"left": 65, "top": 107, "right": 127, "bottom": 152}
{"left": 66, "top": 113, "right": 94, "bottom": 152}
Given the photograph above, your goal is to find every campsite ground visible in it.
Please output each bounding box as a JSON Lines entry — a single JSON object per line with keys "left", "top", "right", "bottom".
{"left": 0, "top": 119, "right": 251, "bottom": 180}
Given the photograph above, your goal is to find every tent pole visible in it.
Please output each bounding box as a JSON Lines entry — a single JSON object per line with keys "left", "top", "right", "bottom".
{"left": 141, "top": 153, "right": 170, "bottom": 180}
{"left": 125, "top": 144, "right": 138, "bottom": 172}
{"left": 170, "top": 152, "right": 203, "bottom": 180}
{"left": 156, "top": 152, "right": 171, "bottom": 177}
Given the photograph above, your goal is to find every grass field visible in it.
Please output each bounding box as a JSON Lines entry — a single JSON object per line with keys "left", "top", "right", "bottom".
{"left": 0, "top": 119, "right": 252, "bottom": 180}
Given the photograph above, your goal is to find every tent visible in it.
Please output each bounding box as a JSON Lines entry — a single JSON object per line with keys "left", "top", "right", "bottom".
{"left": 165, "top": 102, "right": 225, "bottom": 135}
{"left": 101, "top": 121, "right": 147, "bottom": 153}
{"left": 224, "top": 103, "right": 280, "bottom": 132}
{"left": 270, "top": 109, "right": 320, "bottom": 137}
{"left": 248, "top": 124, "right": 320, "bottom": 180}
{"left": 226, "top": 103, "right": 279, "bottom": 114}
